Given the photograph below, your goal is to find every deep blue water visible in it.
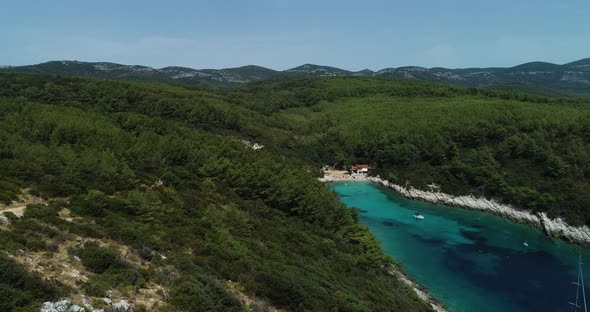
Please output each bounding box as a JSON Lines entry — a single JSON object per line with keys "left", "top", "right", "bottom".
{"left": 331, "top": 182, "right": 590, "bottom": 312}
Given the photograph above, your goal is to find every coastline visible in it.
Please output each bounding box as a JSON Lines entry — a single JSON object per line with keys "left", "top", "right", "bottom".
{"left": 318, "top": 174, "right": 368, "bottom": 182}
{"left": 321, "top": 173, "right": 590, "bottom": 246}
{"left": 389, "top": 266, "right": 448, "bottom": 312}
{"left": 325, "top": 173, "right": 590, "bottom": 311}
{"left": 322, "top": 172, "right": 448, "bottom": 312}
{"left": 362, "top": 176, "right": 590, "bottom": 247}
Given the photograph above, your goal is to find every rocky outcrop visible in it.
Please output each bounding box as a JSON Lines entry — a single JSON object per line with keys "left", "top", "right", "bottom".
{"left": 41, "top": 298, "right": 130, "bottom": 312}
{"left": 367, "top": 177, "right": 590, "bottom": 247}
{"left": 112, "top": 300, "right": 130, "bottom": 311}
{"left": 0, "top": 214, "right": 9, "bottom": 225}
{"left": 41, "top": 299, "right": 85, "bottom": 312}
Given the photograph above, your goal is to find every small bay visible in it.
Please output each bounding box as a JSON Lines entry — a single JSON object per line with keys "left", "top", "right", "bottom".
{"left": 331, "top": 181, "right": 590, "bottom": 312}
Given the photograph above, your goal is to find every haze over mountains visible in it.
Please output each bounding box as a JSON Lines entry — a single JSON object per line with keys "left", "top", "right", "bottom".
{"left": 2, "top": 58, "right": 590, "bottom": 94}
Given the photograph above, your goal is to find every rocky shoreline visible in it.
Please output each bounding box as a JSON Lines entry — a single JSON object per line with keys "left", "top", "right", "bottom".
{"left": 323, "top": 174, "right": 590, "bottom": 311}
{"left": 388, "top": 267, "right": 447, "bottom": 312}
{"left": 321, "top": 174, "right": 448, "bottom": 311}
{"left": 366, "top": 176, "right": 590, "bottom": 247}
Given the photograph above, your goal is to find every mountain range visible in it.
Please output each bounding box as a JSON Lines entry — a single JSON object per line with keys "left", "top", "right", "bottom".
{"left": 2, "top": 58, "right": 590, "bottom": 94}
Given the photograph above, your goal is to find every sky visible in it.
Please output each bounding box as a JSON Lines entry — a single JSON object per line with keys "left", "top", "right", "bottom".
{"left": 1, "top": 0, "right": 589, "bottom": 71}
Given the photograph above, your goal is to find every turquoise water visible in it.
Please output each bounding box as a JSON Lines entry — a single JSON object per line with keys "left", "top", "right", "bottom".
{"left": 331, "top": 182, "right": 590, "bottom": 312}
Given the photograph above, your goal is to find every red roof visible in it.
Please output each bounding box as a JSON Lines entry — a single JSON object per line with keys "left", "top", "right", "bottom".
{"left": 351, "top": 164, "right": 370, "bottom": 171}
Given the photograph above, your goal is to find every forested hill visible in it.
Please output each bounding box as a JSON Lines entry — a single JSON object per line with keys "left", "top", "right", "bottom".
{"left": 225, "top": 77, "right": 590, "bottom": 226}
{"left": 0, "top": 73, "right": 432, "bottom": 311}
{"left": 2, "top": 58, "right": 590, "bottom": 94}
{"left": 0, "top": 72, "right": 589, "bottom": 311}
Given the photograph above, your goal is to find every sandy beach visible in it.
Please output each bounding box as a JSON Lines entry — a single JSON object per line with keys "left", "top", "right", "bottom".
{"left": 318, "top": 170, "right": 368, "bottom": 182}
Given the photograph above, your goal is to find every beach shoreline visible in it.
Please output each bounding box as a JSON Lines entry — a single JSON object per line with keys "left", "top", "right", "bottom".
{"left": 318, "top": 170, "right": 369, "bottom": 182}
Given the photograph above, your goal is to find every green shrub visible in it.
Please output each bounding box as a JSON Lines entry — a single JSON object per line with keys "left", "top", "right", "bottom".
{"left": 2, "top": 211, "right": 18, "bottom": 222}
{"left": 255, "top": 270, "right": 319, "bottom": 310}
{"left": 0, "top": 254, "right": 68, "bottom": 310}
{"left": 0, "top": 284, "right": 30, "bottom": 312}
{"left": 169, "top": 276, "right": 243, "bottom": 312}
{"left": 0, "top": 230, "right": 24, "bottom": 252}
{"left": 82, "top": 278, "right": 110, "bottom": 297}
{"left": 23, "top": 204, "right": 58, "bottom": 220}
{"left": 78, "top": 245, "right": 120, "bottom": 273}
{"left": 69, "top": 198, "right": 105, "bottom": 217}
{"left": 0, "top": 192, "right": 14, "bottom": 204}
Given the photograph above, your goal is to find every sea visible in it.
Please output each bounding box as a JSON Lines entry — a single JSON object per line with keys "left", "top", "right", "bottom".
{"left": 331, "top": 181, "right": 590, "bottom": 312}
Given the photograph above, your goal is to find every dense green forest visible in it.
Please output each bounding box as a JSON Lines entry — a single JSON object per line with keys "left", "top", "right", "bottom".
{"left": 227, "top": 77, "right": 590, "bottom": 225}
{"left": 1, "top": 72, "right": 589, "bottom": 310}
{"left": 0, "top": 74, "right": 431, "bottom": 311}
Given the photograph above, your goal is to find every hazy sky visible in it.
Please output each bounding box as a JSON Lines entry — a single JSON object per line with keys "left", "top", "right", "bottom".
{"left": 1, "top": 0, "right": 589, "bottom": 70}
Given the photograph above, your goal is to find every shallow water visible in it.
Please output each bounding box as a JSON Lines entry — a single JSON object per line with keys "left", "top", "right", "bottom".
{"left": 331, "top": 182, "right": 590, "bottom": 312}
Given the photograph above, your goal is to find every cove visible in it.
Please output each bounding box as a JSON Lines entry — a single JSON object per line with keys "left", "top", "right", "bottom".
{"left": 331, "top": 181, "right": 590, "bottom": 312}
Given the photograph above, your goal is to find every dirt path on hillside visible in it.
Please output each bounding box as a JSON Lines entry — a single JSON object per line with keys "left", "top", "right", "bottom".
{"left": 0, "top": 192, "right": 48, "bottom": 217}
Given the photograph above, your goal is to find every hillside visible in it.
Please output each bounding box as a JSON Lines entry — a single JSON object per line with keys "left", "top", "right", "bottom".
{"left": 1, "top": 73, "right": 589, "bottom": 311}
{"left": 0, "top": 73, "right": 432, "bottom": 311}
{"left": 0, "top": 61, "right": 283, "bottom": 90}
{"left": 226, "top": 77, "right": 590, "bottom": 225}
{"left": 2, "top": 58, "right": 590, "bottom": 94}
{"left": 376, "top": 61, "right": 590, "bottom": 95}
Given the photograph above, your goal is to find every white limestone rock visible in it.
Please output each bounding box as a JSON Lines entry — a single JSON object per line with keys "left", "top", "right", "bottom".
{"left": 112, "top": 300, "right": 130, "bottom": 311}
{"left": 42, "top": 299, "right": 71, "bottom": 312}
{"left": 0, "top": 215, "right": 10, "bottom": 225}
{"left": 69, "top": 305, "right": 85, "bottom": 312}
{"left": 367, "top": 177, "right": 590, "bottom": 246}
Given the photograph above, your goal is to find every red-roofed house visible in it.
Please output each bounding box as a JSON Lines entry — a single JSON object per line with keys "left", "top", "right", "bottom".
{"left": 350, "top": 164, "right": 371, "bottom": 174}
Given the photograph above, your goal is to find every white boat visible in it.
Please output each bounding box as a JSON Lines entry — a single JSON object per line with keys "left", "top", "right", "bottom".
{"left": 523, "top": 241, "right": 529, "bottom": 247}
{"left": 413, "top": 213, "right": 425, "bottom": 220}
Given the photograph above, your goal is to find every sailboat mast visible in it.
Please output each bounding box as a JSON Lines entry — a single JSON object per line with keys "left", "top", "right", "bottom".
{"left": 580, "top": 255, "right": 587, "bottom": 312}
{"left": 570, "top": 255, "right": 588, "bottom": 312}
{"left": 576, "top": 261, "right": 581, "bottom": 311}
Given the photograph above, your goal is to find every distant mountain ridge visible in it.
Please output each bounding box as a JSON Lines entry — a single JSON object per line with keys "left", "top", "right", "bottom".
{"left": 2, "top": 58, "right": 590, "bottom": 94}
